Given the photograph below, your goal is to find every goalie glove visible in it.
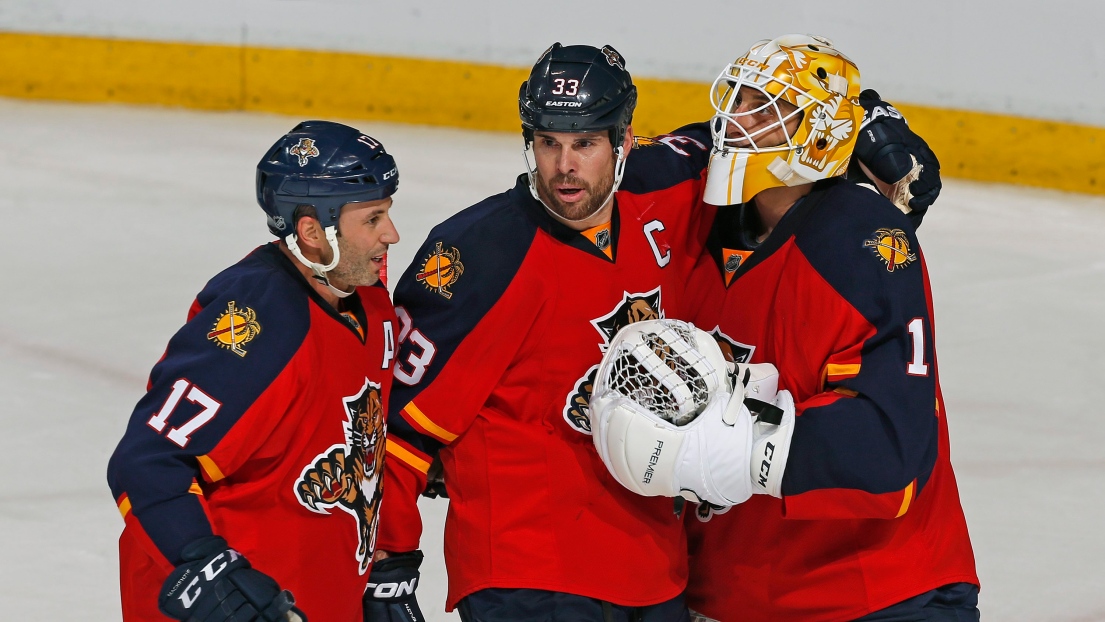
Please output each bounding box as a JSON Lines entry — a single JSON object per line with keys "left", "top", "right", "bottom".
{"left": 588, "top": 319, "right": 779, "bottom": 507}
{"left": 748, "top": 390, "right": 796, "bottom": 498}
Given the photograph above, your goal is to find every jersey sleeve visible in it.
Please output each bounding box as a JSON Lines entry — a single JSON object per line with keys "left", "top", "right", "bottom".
{"left": 107, "top": 264, "right": 309, "bottom": 565}
{"left": 620, "top": 122, "right": 713, "bottom": 194}
{"left": 782, "top": 184, "right": 940, "bottom": 521}
{"left": 377, "top": 196, "right": 541, "bottom": 553}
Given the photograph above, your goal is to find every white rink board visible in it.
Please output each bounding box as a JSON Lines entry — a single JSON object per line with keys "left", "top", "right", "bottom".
{"left": 0, "top": 0, "right": 1102, "bottom": 127}
{"left": 1, "top": 98, "right": 1104, "bottom": 621}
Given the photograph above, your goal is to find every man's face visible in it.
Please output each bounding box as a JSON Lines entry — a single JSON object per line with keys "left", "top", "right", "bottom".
{"left": 327, "top": 197, "right": 399, "bottom": 289}
{"left": 531, "top": 130, "right": 618, "bottom": 221}
{"left": 725, "top": 85, "right": 802, "bottom": 149}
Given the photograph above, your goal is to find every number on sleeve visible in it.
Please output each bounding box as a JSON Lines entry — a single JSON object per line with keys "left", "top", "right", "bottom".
{"left": 395, "top": 331, "right": 437, "bottom": 385}
{"left": 146, "top": 379, "right": 223, "bottom": 448}
{"left": 148, "top": 379, "right": 188, "bottom": 433}
{"left": 907, "top": 317, "right": 930, "bottom": 376}
{"left": 393, "top": 306, "right": 438, "bottom": 385}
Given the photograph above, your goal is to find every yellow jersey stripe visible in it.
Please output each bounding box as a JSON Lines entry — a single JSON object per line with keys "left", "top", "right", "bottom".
{"left": 895, "top": 481, "right": 916, "bottom": 518}
{"left": 825, "top": 363, "right": 861, "bottom": 378}
{"left": 385, "top": 439, "right": 431, "bottom": 474}
{"left": 117, "top": 496, "right": 132, "bottom": 519}
{"left": 403, "top": 401, "right": 458, "bottom": 443}
{"left": 197, "top": 455, "right": 226, "bottom": 482}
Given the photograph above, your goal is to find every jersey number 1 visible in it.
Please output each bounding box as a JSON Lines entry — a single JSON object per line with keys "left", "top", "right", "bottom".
{"left": 907, "top": 318, "right": 930, "bottom": 376}
{"left": 146, "top": 379, "right": 222, "bottom": 448}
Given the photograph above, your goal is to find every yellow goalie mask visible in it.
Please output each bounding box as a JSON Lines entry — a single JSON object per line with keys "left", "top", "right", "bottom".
{"left": 702, "top": 34, "right": 862, "bottom": 206}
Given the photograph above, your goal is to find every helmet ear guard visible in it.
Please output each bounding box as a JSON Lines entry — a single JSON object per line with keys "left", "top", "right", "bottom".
{"left": 703, "top": 35, "right": 862, "bottom": 205}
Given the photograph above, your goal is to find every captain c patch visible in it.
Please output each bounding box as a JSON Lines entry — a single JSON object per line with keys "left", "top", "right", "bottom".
{"left": 416, "top": 241, "right": 464, "bottom": 299}
{"left": 863, "top": 228, "right": 917, "bottom": 272}
{"left": 206, "top": 301, "right": 261, "bottom": 357}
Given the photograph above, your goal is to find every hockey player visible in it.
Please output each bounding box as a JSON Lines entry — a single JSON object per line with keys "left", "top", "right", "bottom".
{"left": 589, "top": 35, "right": 979, "bottom": 621}
{"left": 371, "top": 43, "right": 705, "bottom": 622}
{"left": 369, "top": 43, "right": 947, "bottom": 622}
{"left": 107, "top": 121, "right": 401, "bottom": 622}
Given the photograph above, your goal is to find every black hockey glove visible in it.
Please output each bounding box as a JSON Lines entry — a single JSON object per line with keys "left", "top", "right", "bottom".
{"left": 363, "top": 551, "right": 426, "bottom": 622}
{"left": 420, "top": 455, "right": 448, "bottom": 499}
{"left": 848, "top": 89, "right": 941, "bottom": 227}
{"left": 159, "top": 536, "right": 306, "bottom": 622}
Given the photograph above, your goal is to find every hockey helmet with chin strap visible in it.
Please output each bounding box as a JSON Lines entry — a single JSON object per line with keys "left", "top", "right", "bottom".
{"left": 256, "top": 120, "right": 398, "bottom": 295}
{"left": 519, "top": 43, "right": 637, "bottom": 217}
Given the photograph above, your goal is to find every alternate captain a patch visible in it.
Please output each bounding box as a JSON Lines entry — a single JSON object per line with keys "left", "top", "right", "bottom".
{"left": 864, "top": 228, "right": 917, "bottom": 272}
{"left": 416, "top": 241, "right": 464, "bottom": 299}
{"left": 206, "top": 301, "right": 261, "bottom": 357}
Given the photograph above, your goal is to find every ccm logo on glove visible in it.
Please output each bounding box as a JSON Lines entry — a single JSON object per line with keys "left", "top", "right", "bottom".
{"left": 165, "top": 549, "right": 241, "bottom": 609}
{"left": 756, "top": 442, "right": 778, "bottom": 489}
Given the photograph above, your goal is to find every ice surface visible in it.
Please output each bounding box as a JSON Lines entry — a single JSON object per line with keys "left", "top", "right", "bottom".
{"left": 1, "top": 97, "right": 1103, "bottom": 621}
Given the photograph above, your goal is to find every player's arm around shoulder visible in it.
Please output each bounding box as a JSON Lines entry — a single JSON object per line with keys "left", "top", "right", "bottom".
{"left": 620, "top": 122, "right": 714, "bottom": 193}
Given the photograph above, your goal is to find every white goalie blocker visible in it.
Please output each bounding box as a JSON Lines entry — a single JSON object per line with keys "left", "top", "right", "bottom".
{"left": 588, "top": 319, "right": 795, "bottom": 506}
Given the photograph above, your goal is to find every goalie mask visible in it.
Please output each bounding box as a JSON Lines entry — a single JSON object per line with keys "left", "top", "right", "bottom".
{"left": 702, "top": 34, "right": 862, "bottom": 205}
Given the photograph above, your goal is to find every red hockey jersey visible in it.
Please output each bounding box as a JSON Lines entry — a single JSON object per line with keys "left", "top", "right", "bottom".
{"left": 108, "top": 243, "right": 397, "bottom": 621}
{"left": 683, "top": 180, "right": 978, "bottom": 621}
{"left": 378, "top": 127, "right": 716, "bottom": 610}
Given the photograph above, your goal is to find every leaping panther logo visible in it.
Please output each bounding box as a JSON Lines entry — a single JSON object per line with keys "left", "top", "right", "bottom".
{"left": 289, "top": 138, "right": 320, "bottom": 167}
{"left": 563, "top": 288, "right": 663, "bottom": 435}
{"left": 294, "top": 378, "right": 386, "bottom": 574}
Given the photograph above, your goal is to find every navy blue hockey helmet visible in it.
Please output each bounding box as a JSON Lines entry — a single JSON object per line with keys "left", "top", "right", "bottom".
{"left": 256, "top": 120, "right": 398, "bottom": 238}
{"left": 519, "top": 43, "right": 637, "bottom": 147}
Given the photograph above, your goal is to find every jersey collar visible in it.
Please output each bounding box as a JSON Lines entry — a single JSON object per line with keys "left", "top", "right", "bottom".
{"left": 510, "top": 174, "right": 621, "bottom": 263}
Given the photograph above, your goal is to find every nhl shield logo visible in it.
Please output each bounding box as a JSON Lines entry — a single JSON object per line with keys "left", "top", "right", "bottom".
{"left": 594, "top": 228, "right": 611, "bottom": 252}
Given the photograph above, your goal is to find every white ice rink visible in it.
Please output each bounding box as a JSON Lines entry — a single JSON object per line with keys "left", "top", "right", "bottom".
{"left": 1, "top": 97, "right": 1103, "bottom": 621}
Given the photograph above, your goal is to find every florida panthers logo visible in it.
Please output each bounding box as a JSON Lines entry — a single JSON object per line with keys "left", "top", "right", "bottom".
{"left": 601, "top": 45, "right": 625, "bottom": 70}
{"left": 289, "top": 138, "right": 320, "bottom": 167}
{"left": 294, "top": 378, "right": 386, "bottom": 574}
{"left": 706, "top": 326, "right": 755, "bottom": 365}
{"left": 563, "top": 288, "right": 663, "bottom": 434}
